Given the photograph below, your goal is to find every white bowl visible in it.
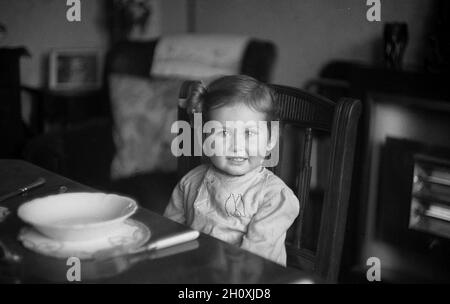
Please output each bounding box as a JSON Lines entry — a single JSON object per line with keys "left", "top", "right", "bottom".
{"left": 18, "top": 192, "right": 138, "bottom": 242}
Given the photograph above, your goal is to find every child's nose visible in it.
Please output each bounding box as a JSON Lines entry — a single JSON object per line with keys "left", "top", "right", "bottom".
{"left": 230, "top": 130, "right": 246, "bottom": 152}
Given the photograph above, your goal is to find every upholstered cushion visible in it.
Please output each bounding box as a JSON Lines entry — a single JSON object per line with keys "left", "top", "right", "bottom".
{"left": 109, "top": 74, "right": 184, "bottom": 179}
{"left": 150, "top": 34, "right": 249, "bottom": 79}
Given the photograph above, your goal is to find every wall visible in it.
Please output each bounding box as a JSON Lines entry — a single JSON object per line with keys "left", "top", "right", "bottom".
{"left": 193, "top": 0, "right": 436, "bottom": 87}
{"left": 0, "top": 0, "right": 183, "bottom": 88}
{"left": 160, "top": 0, "right": 188, "bottom": 35}
{"left": 0, "top": 0, "right": 109, "bottom": 88}
{"left": 0, "top": 0, "right": 437, "bottom": 88}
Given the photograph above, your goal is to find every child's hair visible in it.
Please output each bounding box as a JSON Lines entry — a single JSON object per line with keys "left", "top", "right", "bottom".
{"left": 186, "top": 75, "right": 278, "bottom": 122}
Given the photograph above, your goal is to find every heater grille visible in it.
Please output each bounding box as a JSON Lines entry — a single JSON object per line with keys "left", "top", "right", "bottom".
{"left": 409, "top": 155, "right": 450, "bottom": 239}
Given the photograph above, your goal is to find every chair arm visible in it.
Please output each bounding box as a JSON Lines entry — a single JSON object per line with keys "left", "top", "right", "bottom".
{"left": 304, "top": 78, "right": 351, "bottom": 92}
{"left": 240, "top": 39, "right": 277, "bottom": 83}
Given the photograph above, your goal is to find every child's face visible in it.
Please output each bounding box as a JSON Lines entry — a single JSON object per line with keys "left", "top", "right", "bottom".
{"left": 206, "top": 103, "right": 277, "bottom": 176}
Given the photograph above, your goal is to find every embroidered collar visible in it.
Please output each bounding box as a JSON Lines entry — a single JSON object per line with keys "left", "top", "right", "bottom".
{"left": 208, "top": 165, "right": 264, "bottom": 185}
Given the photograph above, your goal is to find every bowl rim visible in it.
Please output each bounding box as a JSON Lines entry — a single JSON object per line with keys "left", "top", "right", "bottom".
{"left": 17, "top": 192, "right": 138, "bottom": 229}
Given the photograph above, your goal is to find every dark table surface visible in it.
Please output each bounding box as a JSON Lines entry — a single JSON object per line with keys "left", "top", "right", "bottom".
{"left": 0, "top": 159, "right": 316, "bottom": 284}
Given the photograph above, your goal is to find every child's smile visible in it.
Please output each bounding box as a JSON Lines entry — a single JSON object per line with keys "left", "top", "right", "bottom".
{"left": 226, "top": 156, "right": 250, "bottom": 169}
{"left": 226, "top": 156, "right": 248, "bottom": 163}
{"left": 207, "top": 103, "right": 276, "bottom": 176}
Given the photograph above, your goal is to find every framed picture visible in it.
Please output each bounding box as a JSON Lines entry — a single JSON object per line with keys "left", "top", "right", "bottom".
{"left": 49, "top": 48, "right": 102, "bottom": 91}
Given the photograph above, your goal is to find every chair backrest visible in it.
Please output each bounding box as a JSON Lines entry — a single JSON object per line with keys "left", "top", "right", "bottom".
{"left": 102, "top": 36, "right": 276, "bottom": 120}
{"left": 177, "top": 81, "right": 361, "bottom": 283}
{"left": 106, "top": 37, "right": 276, "bottom": 82}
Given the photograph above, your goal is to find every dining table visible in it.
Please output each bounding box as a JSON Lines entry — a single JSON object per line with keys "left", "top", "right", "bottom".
{"left": 0, "top": 159, "right": 318, "bottom": 284}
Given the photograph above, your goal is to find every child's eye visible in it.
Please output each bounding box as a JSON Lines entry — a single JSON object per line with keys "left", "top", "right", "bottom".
{"left": 246, "top": 130, "right": 257, "bottom": 137}
{"left": 213, "top": 129, "right": 229, "bottom": 137}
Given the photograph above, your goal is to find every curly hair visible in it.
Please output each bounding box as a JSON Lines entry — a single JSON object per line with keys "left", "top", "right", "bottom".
{"left": 185, "top": 75, "right": 278, "bottom": 123}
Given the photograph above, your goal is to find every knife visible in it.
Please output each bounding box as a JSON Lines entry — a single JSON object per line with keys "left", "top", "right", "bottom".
{"left": 0, "top": 177, "right": 46, "bottom": 203}
{"left": 94, "top": 230, "right": 200, "bottom": 260}
{"left": 138, "top": 230, "right": 200, "bottom": 253}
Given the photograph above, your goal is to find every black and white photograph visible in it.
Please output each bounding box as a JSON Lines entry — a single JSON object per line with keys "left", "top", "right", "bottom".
{"left": 1, "top": 0, "right": 450, "bottom": 290}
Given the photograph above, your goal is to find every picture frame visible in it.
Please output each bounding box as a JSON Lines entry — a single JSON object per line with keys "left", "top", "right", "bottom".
{"left": 49, "top": 48, "right": 102, "bottom": 91}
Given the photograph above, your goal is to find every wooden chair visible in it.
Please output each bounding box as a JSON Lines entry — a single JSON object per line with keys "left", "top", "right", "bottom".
{"left": 177, "top": 81, "right": 361, "bottom": 283}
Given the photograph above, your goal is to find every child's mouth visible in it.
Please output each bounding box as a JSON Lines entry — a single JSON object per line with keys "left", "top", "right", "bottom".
{"left": 226, "top": 156, "right": 248, "bottom": 164}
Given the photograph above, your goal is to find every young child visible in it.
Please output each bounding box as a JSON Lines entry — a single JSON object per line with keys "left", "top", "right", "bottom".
{"left": 164, "top": 75, "right": 299, "bottom": 266}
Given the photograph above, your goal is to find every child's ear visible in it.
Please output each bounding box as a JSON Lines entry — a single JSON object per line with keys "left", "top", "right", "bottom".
{"left": 266, "top": 123, "right": 279, "bottom": 151}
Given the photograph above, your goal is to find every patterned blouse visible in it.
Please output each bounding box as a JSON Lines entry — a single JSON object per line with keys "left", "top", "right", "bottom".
{"left": 164, "top": 164, "right": 299, "bottom": 266}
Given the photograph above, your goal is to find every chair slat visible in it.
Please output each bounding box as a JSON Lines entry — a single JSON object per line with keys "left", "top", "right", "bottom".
{"left": 293, "top": 128, "right": 313, "bottom": 249}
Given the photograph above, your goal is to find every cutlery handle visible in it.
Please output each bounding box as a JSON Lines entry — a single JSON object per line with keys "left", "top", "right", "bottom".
{"left": 147, "top": 230, "right": 200, "bottom": 251}
{"left": 94, "top": 230, "right": 200, "bottom": 260}
{"left": 0, "top": 178, "right": 46, "bottom": 202}
{"left": 20, "top": 177, "right": 46, "bottom": 192}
